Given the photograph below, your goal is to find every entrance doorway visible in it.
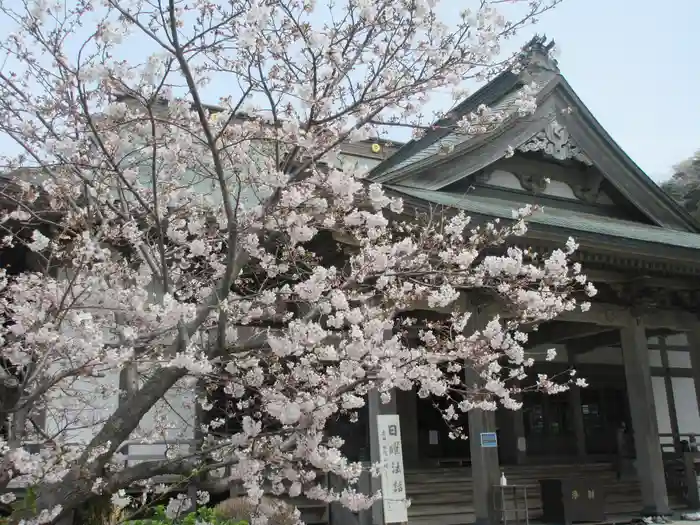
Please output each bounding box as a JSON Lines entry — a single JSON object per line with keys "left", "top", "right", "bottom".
{"left": 522, "top": 391, "right": 574, "bottom": 457}
{"left": 522, "top": 385, "right": 630, "bottom": 459}
{"left": 581, "top": 386, "right": 629, "bottom": 455}
{"left": 416, "top": 395, "right": 470, "bottom": 462}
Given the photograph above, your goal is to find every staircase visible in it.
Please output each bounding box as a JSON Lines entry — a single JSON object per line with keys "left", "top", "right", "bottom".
{"left": 405, "top": 463, "right": 683, "bottom": 525}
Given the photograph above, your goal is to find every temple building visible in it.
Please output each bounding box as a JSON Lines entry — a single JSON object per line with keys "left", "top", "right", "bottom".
{"left": 348, "top": 36, "right": 700, "bottom": 525}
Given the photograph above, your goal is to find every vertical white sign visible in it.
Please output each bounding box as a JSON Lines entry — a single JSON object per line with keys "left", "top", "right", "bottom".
{"left": 377, "top": 414, "right": 408, "bottom": 524}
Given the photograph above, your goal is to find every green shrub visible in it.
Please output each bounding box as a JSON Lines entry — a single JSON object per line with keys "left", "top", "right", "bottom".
{"left": 215, "top": 497, "right": 296, "bottom": 525}
{"left": 125, "top": 505, "right": 247, "bottom": 525}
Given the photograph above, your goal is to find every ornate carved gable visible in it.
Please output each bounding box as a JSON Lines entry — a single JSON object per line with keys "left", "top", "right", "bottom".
{"left": 472, "top": 156, "right": 611, "bottom": 207}
{"left": 517, "top": 119, "right": 592, "bottom": 166}
{"left": 463, "top": 158, "right": 659, "bottom": 224}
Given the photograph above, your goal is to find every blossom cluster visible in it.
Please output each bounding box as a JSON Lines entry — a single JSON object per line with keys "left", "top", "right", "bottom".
{"left": 0, "top": 0, "right": 567, "bottom": 523}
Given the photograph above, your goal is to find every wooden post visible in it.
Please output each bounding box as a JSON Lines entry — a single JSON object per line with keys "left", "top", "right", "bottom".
{"left": 620, "top": 319, "right": 670, "bottom": 516}
{"left": 685, "top": 327, "right": 700, "bottom": 432}
{"left": 466, "top": 306, "right": 500, "bottom": 525}
{"left": 567, "top": 349, "right": 586, "bottom": 459}
{"left": 396, "top": 389, "right": 420, "bottom": 468}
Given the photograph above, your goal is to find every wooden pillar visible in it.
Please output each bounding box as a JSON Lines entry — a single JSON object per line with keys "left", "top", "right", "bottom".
{"left": 468, "top": 399, "right": 500, "bottom": 525}
{"left": 620, "top": 319, "right": 670, "bottom": 516}
{"left": 685, "top": 327, "right": 700, "bottom": 428}
{"left": 567, "top": 349, "right": 586, "bottom": 459}
{"left": 396, "top": 388, "right": 420, "bottom": 468}
{"left": 466, "top": 307, "right": 500, "bottom": 525}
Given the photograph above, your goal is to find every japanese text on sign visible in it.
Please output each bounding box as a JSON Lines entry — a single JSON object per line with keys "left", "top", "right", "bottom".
{"left": 377, "top": 414, "right": 408, "bottom": 524}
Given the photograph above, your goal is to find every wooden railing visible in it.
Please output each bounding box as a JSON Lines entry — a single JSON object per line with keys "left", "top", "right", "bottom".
{"left": 659, "top": 433, "right": 700, "bottom": 507}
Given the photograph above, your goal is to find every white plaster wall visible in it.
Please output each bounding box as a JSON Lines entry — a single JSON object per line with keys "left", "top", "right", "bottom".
{"left": 44, "top": 365, "right": 197, "bottom": 456}
{"left": 44, "top": 368, "right": 121, "bottom": 444}
{"left": 486, "top": 170, "right": 523, "bottom": 190}
{"left": 127, "top": 375, "right": 196, "bottom": 462}
{"left": 671, "top": 377, "right": 700, "bottom": 436}
{"left": 649, "top": 349, "right": 662, "bottom": 368}
{"left": 649, "top": 333, "right": 690, "bottom": 350}
{"left": 667, "top": 351, "right": 692, "bottom": 369}
{"left": 651, "top": 376, "right": 674, "bottom": 446}
{"left": 481, "top": 169, "right": 588, "bottom": 201}
{"left": 542, "top": 180, "right": 577, "bottom": 199}
{"left": 29, "top": 111, "right": 274, "bottom": 455}
{"left": 41, "top": 272, "right": 197, "bottom": 457}
{"left": 666, "top": 333, "right": 689, "bottom": 346}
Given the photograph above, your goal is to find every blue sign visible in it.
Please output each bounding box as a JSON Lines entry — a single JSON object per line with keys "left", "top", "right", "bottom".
{"left": 480, "top": 432, "right": 498, "bottom": 448}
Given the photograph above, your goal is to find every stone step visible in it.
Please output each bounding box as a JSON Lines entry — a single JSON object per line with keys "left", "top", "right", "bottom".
{"left": 408, "top": 513, "right": 475, "bottom": 525}
{"left": 407, "top": 494, "right": 645, "bottom": 512}
{"left": 404, "top": 464, "right": 657, "bottom": 525}
{"left": 409, "top": 503, "right": 476, "bottom": 517}
{"left": 405, "top": 478, "right": 638, "bottom": 492}
{"left": 406, "top": 475, "right": 639, "bottom": 486}
{"left": 404, "top": 466, "right": 618, "bottom": 483}
{"left": 407, "top": 463, "right": 614, "bottom": 475}
{"left": 406, "top": 467, "right": 617, "bottom": 477}
{"left": 407, "top": 487, "right": 644, "bottom": 505}
{"left": 407, "top": 498, "right": 687, "bottom": 525}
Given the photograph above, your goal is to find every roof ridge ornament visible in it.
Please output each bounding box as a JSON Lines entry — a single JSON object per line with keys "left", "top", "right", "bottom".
{"left": 519, "top": 34, "right": 559, "bottom": 71}
{"left": 517, "top": 119, "right": 593, "bottom": 166}
{"left": 516, "top": 34, "right": 560, "bottom": 85}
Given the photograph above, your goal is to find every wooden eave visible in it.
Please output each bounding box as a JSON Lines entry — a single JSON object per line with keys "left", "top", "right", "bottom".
{"left": 391, "top": 188, "right": 700, "bottom": 280}
{"left": 370, "top": 74, "right": 699, "bottom": 233}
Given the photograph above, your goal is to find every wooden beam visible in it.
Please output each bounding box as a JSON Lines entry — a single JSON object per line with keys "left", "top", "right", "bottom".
{"left": 527, "top": 321, "right": 611, "bottom": 346}
{"left": 568, "top": 330, "right": 620, "bottom": 353}
{"left": 586, "top": 269, "right": 700, "bottom": 291}
{"left": 558, "top": 302, "right": 697, "bottom": 331}
{"left": 569, "top": 327, "right": 672, "bottom": 354}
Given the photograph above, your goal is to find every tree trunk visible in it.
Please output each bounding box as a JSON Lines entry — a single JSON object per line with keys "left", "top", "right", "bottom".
{"left": 73, "top": 495, "right": 115, "bottom": 525}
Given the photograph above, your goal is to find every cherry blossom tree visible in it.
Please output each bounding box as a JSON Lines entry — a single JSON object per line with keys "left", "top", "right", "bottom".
{"left": 661, "top": 150, "right": 700, "bottom": 221}
{"left": 0, "top": 0, "right": 595, "bottom": 523}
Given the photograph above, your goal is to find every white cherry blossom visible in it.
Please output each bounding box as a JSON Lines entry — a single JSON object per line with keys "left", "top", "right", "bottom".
{"left": 0, "top": 0, "right": 574, "bottom": 523}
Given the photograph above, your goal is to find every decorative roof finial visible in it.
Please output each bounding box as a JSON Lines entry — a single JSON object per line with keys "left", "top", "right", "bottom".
{"left": 519, "top": 34, "right": 559, "bottom": 72}
{"left": 516, "top": 34, "right": 559, "bottom": 86}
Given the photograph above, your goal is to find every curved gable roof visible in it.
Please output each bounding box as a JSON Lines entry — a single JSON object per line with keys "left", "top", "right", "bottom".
{"left": 370, "top": 72, "right": 698, "bottom": 233}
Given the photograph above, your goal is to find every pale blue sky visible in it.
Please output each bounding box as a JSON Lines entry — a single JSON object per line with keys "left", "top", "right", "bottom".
{"left": 510, "top": 0, "right": 699, "bottom": 181}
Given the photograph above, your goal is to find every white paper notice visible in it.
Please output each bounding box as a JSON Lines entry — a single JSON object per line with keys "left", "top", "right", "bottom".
{"left": 377, "top": 414, "right": 408, "bottom": 524}
{"left": 428, "top": 430, "right": 439, "bottom": 445}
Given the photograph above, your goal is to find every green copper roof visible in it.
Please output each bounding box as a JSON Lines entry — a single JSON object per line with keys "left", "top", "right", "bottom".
{"left": 387, "top": 185, "right": 700, "bottom": 250}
